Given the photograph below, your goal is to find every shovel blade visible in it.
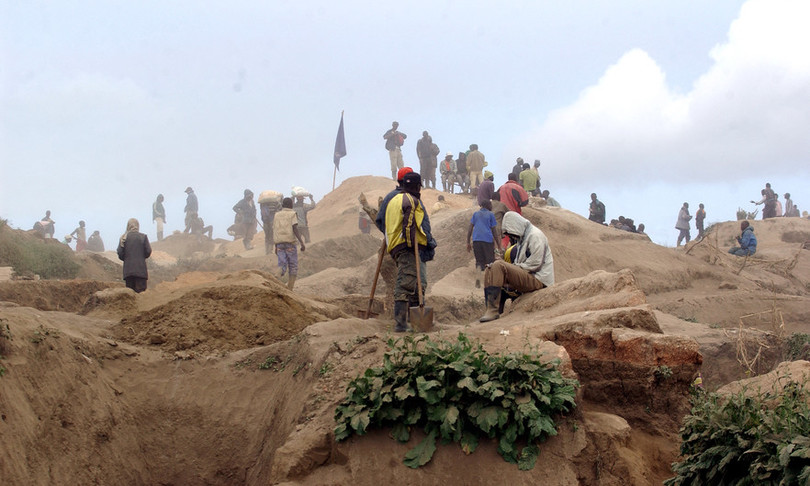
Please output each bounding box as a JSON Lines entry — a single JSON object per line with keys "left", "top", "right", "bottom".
{"left": 409, "top": 306, "right": 434, "bottom": 332}
{"left": 356, "top": 309, "right": 379, "bottom": 319}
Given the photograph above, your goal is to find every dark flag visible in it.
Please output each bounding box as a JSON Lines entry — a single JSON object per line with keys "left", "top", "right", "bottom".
{"left": 333, "top": 113, "right": 347, "bottom": 169}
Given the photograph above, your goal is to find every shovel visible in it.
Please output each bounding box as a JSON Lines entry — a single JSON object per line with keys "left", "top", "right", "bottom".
{"left": 358, "top": 239, "right": 386, "bottom": 319}
{"left": 409, "top": 241, "right": 434, "bottom": 332}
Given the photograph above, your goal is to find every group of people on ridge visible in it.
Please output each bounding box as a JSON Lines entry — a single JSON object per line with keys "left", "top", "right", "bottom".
{"left": 372, "top": 161, "right": 554, "bottom": 332}
{"left": 384, "top": 121, "right": 559, "bottom": 206}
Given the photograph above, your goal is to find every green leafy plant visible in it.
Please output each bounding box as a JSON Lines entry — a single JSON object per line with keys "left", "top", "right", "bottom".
{"left": 665, "top": 378, "right": 810, "bottom": 485}
{"left": 654, "top": 365, "right": 674, "bottom": 382}
{"left": 30, "top": 325, "right": 59, "bottom": 344}
{"left": 319, "top": 361, "right": 333, "bottom": 376}
{"left": 258, "top": 355, "right": 278, "bottom": 370}
{"left": 334, "top": 333, "right": 578, "bottom": 469}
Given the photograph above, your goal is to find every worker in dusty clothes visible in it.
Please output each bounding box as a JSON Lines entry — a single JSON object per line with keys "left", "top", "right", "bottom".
{"left": 273, "top": 197, "right": 306, "bottom": 290}
{"left": 376, "top": 170, "right": 437, "bottom": 332}
{"left": 233, "top": 189, "right": 257, "bottom": 250}
{"left": 480, "top": 211, "right": 554, "bottom": 322}
{"left": 293, "top": 193, "right": 316, "bottom": 243}
{"left": 359, "top": 168, "right": 417, "bottom": 307}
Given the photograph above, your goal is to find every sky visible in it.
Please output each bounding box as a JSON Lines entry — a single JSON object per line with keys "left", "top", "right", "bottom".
{"left": 1, "top": 0, "right": 809, "bottom": 249}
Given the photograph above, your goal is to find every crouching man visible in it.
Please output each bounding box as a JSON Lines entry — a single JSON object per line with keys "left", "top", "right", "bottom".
{"left": 480, "top": 211, "right": 554, "bottom": 322}
{"left": 728, "top": 220, "right": 757, "bottom": 257}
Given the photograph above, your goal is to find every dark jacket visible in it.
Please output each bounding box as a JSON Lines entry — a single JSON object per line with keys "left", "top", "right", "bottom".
{"left": 184, "top": 192, "right": 198, "bottom": 214}
{"left": 739, "top": 226, "right": 757, "bottom": 252}
{"left": 384, "top": 128, "right": 406, "bottom": 151}
{"left": 117, "top": 232, "right": 152, "bottom": 279}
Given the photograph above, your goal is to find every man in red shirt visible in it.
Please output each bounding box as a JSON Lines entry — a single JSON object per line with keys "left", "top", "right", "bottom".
{"left": 497, "top": 173, "right": 529, "bottom": 214}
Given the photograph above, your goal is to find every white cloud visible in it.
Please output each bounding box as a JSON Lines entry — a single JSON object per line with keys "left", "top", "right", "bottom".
{"left": 511, "top": 0, "right": 810, "bottom": 189}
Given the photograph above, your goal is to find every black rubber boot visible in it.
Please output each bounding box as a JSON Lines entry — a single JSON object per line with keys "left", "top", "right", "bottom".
{"left": 394, "top": 300, "right": 409, "bottom": 332}
{"left": 479, "top": 286, "right": 501, "bottom": 322}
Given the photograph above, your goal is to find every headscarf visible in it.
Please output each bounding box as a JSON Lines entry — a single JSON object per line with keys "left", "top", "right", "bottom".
{"left": 120, "top": 218, "right": 140, "bottom": 245}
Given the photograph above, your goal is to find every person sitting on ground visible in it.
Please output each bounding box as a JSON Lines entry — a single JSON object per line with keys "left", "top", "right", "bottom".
{"left": 191, "top": 215, "right": 213, "bottom": 239}
{"left": 541, "top": 190, "right": 560, "bottom": 207}
{"left": 729, "top": 220, "right": 757, "bottom": 256}
{"left": 439, "top": 152, "right": 457, "bottom": 193}
{"left": 432, "top": 194, "right": 449, "bottom": 213}
{"left": 467, "top": 200, "right": 501, "bottom": 288}
{"left": 636, "top": 223, "right": 651, "bottom": 241}
{"left": 480, "top": 211, "right": 554, "bottom": 322}
{"left": 87, "top": 230, "right": 105, "bottom": 252}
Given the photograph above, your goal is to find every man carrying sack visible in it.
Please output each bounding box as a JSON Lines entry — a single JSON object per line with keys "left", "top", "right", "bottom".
{"left": 378, "top": 171, "right": 437, "bottom": 332}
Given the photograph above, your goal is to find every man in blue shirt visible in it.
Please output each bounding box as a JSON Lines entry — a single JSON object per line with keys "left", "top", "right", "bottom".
{"left": 467, "top": 200, "right": 501, "bottom": 288}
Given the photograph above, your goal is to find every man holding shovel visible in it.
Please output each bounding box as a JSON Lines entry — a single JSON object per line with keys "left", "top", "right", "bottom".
{"left": 378, "top": 171, "right": 436, "bottom": 332}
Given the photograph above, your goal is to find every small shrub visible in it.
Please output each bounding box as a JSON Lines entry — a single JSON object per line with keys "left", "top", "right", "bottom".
{"left": 665, "top": 378, "right": 810, "bottom": 485}
{"left": 0, "top": 223, "right": 80, "bottom": 279}
{"left": 334, "top": 333, "right": 578, "bottom": 469}
{"left": 654, "top": 365, "right": 674, "bottom": 382}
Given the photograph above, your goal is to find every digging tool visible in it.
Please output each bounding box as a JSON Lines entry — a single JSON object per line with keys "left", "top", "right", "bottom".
{"left": 409, "top": 241, "right": 434, "bottom": 332}
{"left": 359, "top": 239, "right": 386, "bottom": 319}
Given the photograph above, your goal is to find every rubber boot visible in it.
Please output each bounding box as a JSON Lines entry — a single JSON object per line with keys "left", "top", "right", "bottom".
{"left": 287, "top": 275, "right": 296, "bottom": 290}
{"left": 479, "top": 286, "right": 501, "bottom": 322}
{"left": 157, "top": 231, "right": 163, "bottom": 241}
{"left": 394, "top": 300, "right": 409, "bottom": 332}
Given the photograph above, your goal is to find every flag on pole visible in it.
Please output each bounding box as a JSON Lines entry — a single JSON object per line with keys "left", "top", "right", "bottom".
{"left": 333, "top": 113, "right": 347, "bottom": 169}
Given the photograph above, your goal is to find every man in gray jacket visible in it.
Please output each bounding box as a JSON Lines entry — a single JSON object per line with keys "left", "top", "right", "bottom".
{"left": 675, "top": 202, "right": 692, "bottom": 247}
{"left": 480, "top": 211, "right": 554, "bottom": 322}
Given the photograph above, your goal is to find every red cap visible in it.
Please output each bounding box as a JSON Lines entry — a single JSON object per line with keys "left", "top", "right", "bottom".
{"left": 397, "top": 167, "right": 413, "bottom": 182}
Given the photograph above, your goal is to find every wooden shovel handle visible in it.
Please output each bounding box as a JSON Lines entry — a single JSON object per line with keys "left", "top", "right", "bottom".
{"left": 414, "top": 239, "right": 424, "bottom": 308}
{"left": 365, "top": 239, "right": 387, "bottom": 317}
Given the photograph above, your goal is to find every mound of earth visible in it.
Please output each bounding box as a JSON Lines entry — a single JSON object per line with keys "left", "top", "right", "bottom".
{"left": 111, "top": 270, "right": 346, "bottom": 354}
{"left": 0, "top": 280, "right": 121, "bottom": 312}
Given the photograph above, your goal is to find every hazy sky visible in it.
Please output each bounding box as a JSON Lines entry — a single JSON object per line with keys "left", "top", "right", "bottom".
{"left": 2, "top": 0, "right": 808, "bottom": 248}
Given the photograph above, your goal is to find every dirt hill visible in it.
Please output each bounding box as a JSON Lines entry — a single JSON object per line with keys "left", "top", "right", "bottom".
{"left": 1, "top": 175, "right": 809, "bottom": 485}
